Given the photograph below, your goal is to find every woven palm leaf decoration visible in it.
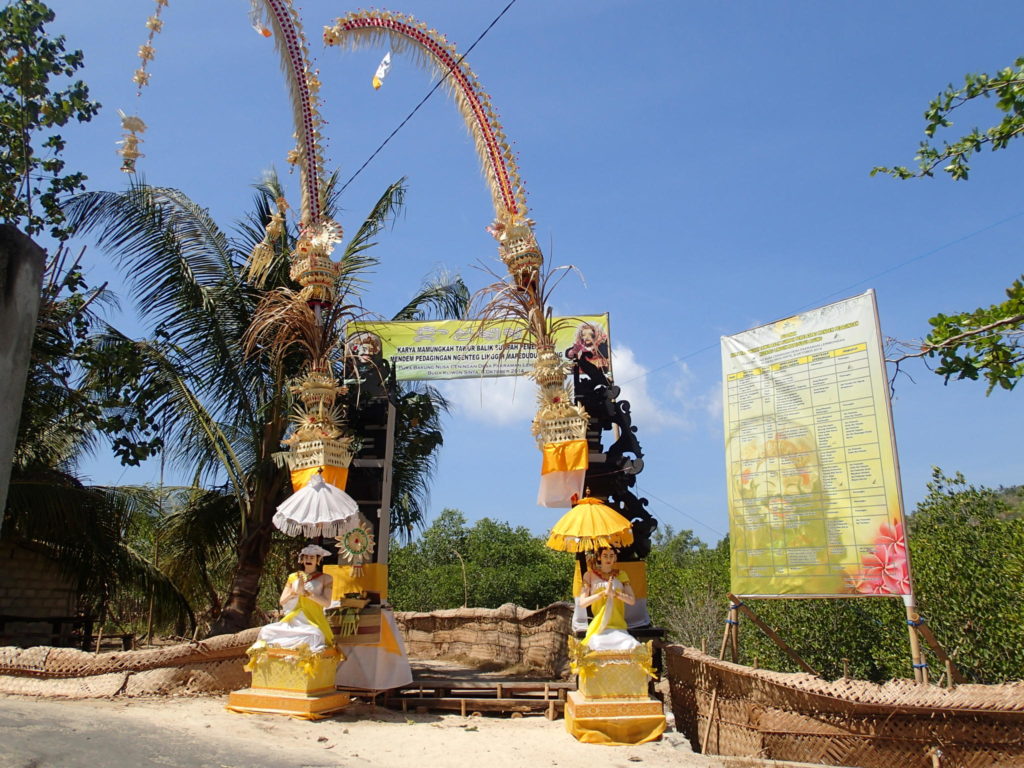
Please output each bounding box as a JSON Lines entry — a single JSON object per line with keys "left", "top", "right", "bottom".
{"left": 336, "top": 519, "right": 376, "bottom": 578}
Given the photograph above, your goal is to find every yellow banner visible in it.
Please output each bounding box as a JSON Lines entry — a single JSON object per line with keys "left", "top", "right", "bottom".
{"left": 347, "top": 315, "right": 611, "bottom": 381}
{"left": 721, "top": 290, "right": 911, "bottom": 598}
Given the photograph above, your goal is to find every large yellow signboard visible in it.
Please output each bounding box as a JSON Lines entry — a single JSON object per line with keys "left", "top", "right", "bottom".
{"left": 346, "top": 314, "right": 611, "bottom": 381}
{"left": 721, "top": 291, "right": 910, "bottom": 598}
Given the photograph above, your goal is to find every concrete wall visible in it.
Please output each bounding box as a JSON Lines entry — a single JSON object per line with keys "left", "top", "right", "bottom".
{"left": 0, "top": 225, "right": 45, "bottom": 532}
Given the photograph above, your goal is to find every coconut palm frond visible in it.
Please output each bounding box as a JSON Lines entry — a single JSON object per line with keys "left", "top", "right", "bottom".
{"left": 236, "top": 171, "right": 296, "bottom": 290}
{"left": 157, "top": 486, "right": 242, "bottom": 616}
{"left": 390, "top": 271, "right": 470, "bottom": 322}
{"left": 65, "top": 181, "right": 239, "bottom": 319}
{"left": 336, "top": 177, "right": 406, "bottom": 296}
{"left": 5, "top": 474, "right": 194, "bottom": 630}
{"left": 388, "top": 386, "right": 448, "bottom": 540}
{"left": 65, "top": 182, "right": 262, "bottom": 431}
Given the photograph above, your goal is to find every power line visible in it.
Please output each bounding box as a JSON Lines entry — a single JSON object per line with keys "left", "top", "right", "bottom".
{"left": 636, "top": 483, "right": 727, "bottom": 540}
{"left": 618, "top": 208, "right": 1024, "bottom": 387}
{"left": 337, "top": 0, "right": 519, "bottom": 197}
{"left": 792, "top": 207, "right": 1024, "bottom": 314}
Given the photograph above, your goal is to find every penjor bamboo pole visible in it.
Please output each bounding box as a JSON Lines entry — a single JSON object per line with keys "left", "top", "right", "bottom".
{"left": 377, "top": 400, "right": 397, "bottom": 566}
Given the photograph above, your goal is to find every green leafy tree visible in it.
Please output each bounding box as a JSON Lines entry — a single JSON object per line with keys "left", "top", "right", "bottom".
{"left": 874, "top": 59, "right": 1024, "bottom": 392}
{"left": 0, "top": 0, "right": 99, "bottom": 241}
{"left": 907, "top": 469, "right": 1024, "bottom": 683}
{"left": 646, "top": 527, "right": 730, "bottom": 650}
{"left": 388, "top": 509, "right": 574, "bottom": 612}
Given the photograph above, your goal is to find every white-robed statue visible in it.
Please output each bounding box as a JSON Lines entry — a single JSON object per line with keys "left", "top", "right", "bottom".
{"left": 252, "top": 544, "right": 335, "bottom": 653}
{"left": 577, "top": 546, "right": 640, "bottom": 652}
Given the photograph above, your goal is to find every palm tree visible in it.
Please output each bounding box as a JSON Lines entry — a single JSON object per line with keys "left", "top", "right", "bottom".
{"left": 63, "top": 175, "right": 467, "bottom": 634}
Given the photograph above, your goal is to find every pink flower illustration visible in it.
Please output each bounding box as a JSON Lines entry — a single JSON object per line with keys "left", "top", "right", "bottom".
{"left": 874, "top": 520, "right": 906, "bottom": 557}
{"left": 846, "top": 519, "right": 911, "bottom": 595}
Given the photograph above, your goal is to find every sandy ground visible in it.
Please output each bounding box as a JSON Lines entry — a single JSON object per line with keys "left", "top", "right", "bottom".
{"left": 0, "top": 692, "right": 730, "bottom": 768}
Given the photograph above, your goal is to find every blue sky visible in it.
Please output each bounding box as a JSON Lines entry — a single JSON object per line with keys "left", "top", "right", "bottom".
{"left": 47, "top": 0, "right": 1023, "bottom": 542}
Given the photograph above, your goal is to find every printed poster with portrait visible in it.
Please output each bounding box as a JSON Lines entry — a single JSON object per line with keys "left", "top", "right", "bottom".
{"left": 346, "top": 314, "right": 612, "bottom": 381}
{"left": 721, "top": 290, "right": 911, "bottom": 599}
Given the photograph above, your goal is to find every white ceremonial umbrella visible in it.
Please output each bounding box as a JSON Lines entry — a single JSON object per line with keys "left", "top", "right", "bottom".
{"left": 272, "top": 472, "right": 360, "bottom": 537}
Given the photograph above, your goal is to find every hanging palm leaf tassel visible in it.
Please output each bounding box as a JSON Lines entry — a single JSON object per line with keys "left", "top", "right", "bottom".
{"left": 246, "top": 198, "right": 288, "bottom": 286}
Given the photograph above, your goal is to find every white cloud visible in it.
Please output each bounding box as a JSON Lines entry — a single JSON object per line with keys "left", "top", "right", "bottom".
{"left": 437, "top": 376, "right": 534, "bottom": 426}
{"left": 612, "top": 345, "right": 687, "bottom": 432}
{"left": 436, "top": 344, "right": 712, "bottom": 434}
{"left": 703, "top": 384, "right": 724, "bottom": 421}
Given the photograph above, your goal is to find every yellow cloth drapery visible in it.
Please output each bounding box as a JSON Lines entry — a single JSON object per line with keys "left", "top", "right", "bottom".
{"left": 281, "top": 572, "right": 334, "bottom": 644}
{"left": 565, "top": 712, "right": 666, "bottom": 746}
{"left": 582, "top": 570, "right": 630, "bottom": 647}
{"left": 540, "top": 439, "right": 589, "bottom": 475}
{"left": 290, "top": 465, "right": 349, "bottom": 491}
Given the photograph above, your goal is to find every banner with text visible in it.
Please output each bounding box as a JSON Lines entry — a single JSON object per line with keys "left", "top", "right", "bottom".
{"left": 347, "top": 314, "right": 611, "bottom": 381}
{"left": 721, "top": 290, "right": 910, "bottom": 598}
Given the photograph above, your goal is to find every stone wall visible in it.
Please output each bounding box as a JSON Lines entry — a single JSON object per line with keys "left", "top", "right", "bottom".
{"left": 0, "top": 541, "right": 79, "bottom": 647}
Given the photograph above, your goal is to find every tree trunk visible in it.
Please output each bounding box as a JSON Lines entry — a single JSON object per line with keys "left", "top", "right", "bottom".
{"left": 206, "top": 469, "right": 286, "bottom": 637}
{"left": 207, "top": 413, "right": 289, "bottom": 637}
{"left": 206, "top": 519, "right": 275, "bottom": 636}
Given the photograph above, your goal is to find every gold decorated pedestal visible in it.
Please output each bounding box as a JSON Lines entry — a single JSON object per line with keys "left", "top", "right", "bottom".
{"left": 565, "top": 690, "right": 666, "bottom": 745}
{"left": 579, "top": 652, "right": 652, "bottom": 700}
{"left": 227, "top": 647, "right": 350, "bottom": 720}
{"left": 567, "top": 642, "right": 666, "bottom": 745}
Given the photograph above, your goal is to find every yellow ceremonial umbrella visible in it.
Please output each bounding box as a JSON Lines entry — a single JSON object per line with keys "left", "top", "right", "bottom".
{"left": 545, "top": 497, "right": 634, "bottom": 553}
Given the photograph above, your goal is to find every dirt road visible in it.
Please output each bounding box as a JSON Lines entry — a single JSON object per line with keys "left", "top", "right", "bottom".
{"left": 0, "top": 693, "right": 725, "bottom": 768}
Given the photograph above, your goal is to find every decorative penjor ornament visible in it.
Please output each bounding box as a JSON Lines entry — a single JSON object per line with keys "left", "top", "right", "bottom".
{"left": 324, "top": 11, "right": 591, "bottom": 508}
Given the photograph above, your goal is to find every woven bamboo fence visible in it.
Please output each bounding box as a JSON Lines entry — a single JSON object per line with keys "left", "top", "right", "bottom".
{"left": 395, "top": 602, "right": 572, "bottom": 678}
{"left": 0, "top": 604, "right": 574, "bottom": 698}
{"left": 666, "top": 645, "right": 1024, "bottom": 768}
{"left": 0, "top": 629, "right": 257, "bottom": 698}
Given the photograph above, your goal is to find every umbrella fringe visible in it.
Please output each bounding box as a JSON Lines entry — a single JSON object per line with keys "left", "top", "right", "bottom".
{"left": 272, "top": 513, "right": 360, "bottom": 539}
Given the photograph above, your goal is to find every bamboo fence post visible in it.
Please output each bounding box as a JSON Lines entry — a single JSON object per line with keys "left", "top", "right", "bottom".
{"left": 718, "top": 605, "right": 732, "bottom": 660}
{"left": 700, "top": 686, "right": 720, "bottom": 755}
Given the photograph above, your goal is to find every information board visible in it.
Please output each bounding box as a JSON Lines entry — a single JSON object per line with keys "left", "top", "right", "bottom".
{"left": 721, "top": 290, "right": 910, "bottom": 598}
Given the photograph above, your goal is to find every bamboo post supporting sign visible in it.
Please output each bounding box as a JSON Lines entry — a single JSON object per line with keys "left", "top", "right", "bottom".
{"left": 719, "top": 290, "right": 950, "bottom": 681}
{"left": 727, "top": 593, "right": 818, "bottom": 676}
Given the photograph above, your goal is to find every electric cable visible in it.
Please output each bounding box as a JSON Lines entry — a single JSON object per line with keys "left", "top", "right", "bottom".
{"left": 618, "top": 208, "right": 1024, "bottom": 386}
{"left": 337, "top": 0, "right": 519, "bottom": 197}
